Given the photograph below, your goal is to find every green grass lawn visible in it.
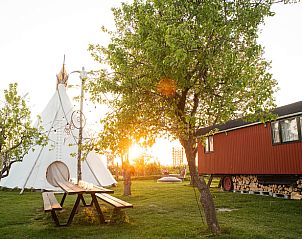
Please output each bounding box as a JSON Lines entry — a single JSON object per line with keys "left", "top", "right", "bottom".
{"left": 1, "top": 180, "right": 302, "bottom": 239}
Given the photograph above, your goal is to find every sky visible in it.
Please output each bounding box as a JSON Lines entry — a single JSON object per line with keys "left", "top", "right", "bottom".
{"left": 0, "top": 0, "right": 125, "bottom": 116}
{"left": 0, "top": 1, "right": 301, "bottom": 165}
{"left": 259, "top": 2, "right": 302, "bottom": 106}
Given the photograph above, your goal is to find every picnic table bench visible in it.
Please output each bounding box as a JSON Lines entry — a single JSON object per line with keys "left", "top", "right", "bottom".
{"left": 42, "top": 192, "right": 62, "bottom": 226}
{"left": 96, "top": 193, "right": 133, "bottom": 222}
{"left": 96, "top": 193, "right": 133, "bottom": 209}
{"left": 41, "top": 180, "right": 114, "bottom": 226}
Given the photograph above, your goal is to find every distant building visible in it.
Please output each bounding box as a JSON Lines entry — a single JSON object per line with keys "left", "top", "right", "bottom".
{"left": 172, "top": 146, "right": 184, "bottom": 167}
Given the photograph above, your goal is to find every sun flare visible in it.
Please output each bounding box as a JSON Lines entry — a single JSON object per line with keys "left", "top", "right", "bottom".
{"left": 127, "top": 139, "right": 182, "bottom": 166}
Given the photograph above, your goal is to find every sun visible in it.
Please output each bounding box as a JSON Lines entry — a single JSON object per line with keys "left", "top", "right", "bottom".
{"left": 127, "top": 138, "right": 180, "bottom": 165}
{"left": 128, "top": 144, "right": 145, "bottom": 161}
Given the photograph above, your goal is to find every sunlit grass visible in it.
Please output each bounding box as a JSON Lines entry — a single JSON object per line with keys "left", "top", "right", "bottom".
{"left": 0, "top": 180, "right": 302, "bottom": 238}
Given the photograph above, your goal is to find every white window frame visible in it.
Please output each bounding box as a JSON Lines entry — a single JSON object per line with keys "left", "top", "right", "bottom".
{"left": 205, "top": 135, "right": 214, "bottom": 153}
{"left": 271, "top": 116, "right": 302, "bottom": 144}
{"left": 280, "top": 117, "right": 299, "bottom": 142}
{"left": 271, "top": 121, "right": 281, "bottom": 144}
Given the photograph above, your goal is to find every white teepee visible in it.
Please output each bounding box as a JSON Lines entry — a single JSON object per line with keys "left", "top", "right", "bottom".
{"left": 0, "top": 66, "right": 117, "bottom": 191}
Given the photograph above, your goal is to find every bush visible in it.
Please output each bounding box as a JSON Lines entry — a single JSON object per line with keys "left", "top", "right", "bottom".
{"left": 145, "top": 162, "right": 162, "bottom": 175}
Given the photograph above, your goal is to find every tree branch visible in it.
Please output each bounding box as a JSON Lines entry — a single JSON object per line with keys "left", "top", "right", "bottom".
{"left": 190, "top": 93, "right": 199, "bottom": 117}
{"left": 1, "top": 159, "right": 19, "bottom": 179}
{"left": 176, "top": 88, "right": 189, "bottom": 119}
{"left": 2, "top": 136, "right": 25, "bottom": 155}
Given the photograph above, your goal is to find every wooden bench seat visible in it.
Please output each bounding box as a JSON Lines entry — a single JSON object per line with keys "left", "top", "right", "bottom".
{"left": 95, "top": 193, "right": 133, "bottom": 223}
{"left": 42, "top": 192, "right": 62, "bottom": 226}
{"left": 95, "top": 193, "right": 133, "bottom": 209}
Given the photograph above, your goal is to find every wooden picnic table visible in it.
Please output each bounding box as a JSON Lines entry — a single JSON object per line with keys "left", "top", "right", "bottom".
{"left": 46, "top": 180, "right": 114, "bottom": 226}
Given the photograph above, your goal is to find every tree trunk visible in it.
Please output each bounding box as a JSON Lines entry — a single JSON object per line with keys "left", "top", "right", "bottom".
{"left": 122, "top": 155, "right": 132, "bottom": 196}
{"left": 115, "top": 162, "right": 119, "bottom": 181}
{"left": 0, "top": 145, "right": 3, "bottom": 180}
{"left": 123, "top": 168, "right": 132, "bottom": 196}
{"left": 0, "top": 155, "right": 2, "bottom": 180}
{"left": 182, "top": 139, "right": 221, "bottom": 235}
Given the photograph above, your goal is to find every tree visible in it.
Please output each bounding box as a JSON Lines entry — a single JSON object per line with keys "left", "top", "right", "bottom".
{"left": 91, "top": 112, "right": 152, "bottom": 196}
{"left": 88, "top": 0, "right": 279, "bottom": 234}
{"left": 0, "top": 83, "right": 47, "bottom": 180}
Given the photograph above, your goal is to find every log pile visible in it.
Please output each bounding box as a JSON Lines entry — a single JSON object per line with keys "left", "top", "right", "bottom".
{"left": 233, "top": 175, "right": 259, "bottom": 191}
{"left": 232, "top": 175, "right": 302, "bottom": 200}
{"left": 292, "top": 178, "right": 302, "bottom": 200}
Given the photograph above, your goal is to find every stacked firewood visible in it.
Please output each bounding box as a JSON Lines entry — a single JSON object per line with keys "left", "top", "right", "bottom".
{"left": 232, "top": 175, "right": 302, "bottom": 199}
{"left": 292, "top": 178, "right": 302, "bottom": 200}
{"left": 233, "top": 175, "right": 259, "bottom": 191}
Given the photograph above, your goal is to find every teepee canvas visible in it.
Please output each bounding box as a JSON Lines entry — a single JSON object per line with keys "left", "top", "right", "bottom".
{"left": 0, "top": 66, "right": 116, "bottom": 191}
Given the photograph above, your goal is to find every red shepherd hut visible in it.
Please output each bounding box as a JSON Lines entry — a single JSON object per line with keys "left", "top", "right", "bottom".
{"left": 197, "top": 101, "right": 302, "bottom": 199}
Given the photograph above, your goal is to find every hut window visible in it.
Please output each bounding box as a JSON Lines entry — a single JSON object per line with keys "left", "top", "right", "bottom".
{"left": 205, "top": 136, "right": 214, "bottom": 153}
{"left": 280, "top": 117, "right": 299, "bottom": 142}
{"left": 271, "top": 121, "right": 280, "bottom": 143}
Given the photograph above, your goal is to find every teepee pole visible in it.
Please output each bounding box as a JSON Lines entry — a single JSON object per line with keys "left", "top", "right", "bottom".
{"left": 20, "top": 108, "right": 60, "bottom": 194}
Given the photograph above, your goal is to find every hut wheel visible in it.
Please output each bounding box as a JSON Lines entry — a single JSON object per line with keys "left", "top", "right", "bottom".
{"left": 222, "top": 176, "right": 233, "bottom": 191}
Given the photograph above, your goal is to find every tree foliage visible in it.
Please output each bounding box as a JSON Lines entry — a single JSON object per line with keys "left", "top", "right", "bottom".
{"left": 89, "top": 0, "right": 277, "bottom": 141}
{"left": 88, "top": 0, "right": 278, "bottom": 234}
{"left": 0, "top": 83, "right": 47, "bottom": 179}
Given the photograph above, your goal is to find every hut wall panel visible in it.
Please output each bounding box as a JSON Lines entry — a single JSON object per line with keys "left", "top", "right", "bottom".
{"left": 198, "top": 123, "right": 302, "bottom": 175}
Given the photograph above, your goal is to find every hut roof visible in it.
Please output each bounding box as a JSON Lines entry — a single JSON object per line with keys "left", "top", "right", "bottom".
{"left": 196, "top": 101, "right": 302, "bottom": 136}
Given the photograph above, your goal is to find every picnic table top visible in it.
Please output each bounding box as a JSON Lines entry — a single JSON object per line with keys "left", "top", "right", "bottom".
{"left": 56, "top": 180, "right": 114, "bottom": 195}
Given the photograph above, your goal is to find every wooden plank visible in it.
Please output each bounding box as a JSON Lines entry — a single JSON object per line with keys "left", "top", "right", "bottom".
{"left": 57, "top": 181, "right": 84, "bottom": 194}
{"left": 103, "top": 194, "right": 133, "bottom": 207}
{"left": 42, "top": 192, "right": 52, "bottom": 211}
{"left": 56, "top": 181, "right": 73, "bottom": 192}
{"left": 96, "top": 193, "right": 133, "bottom": 208}
{"left": 57, "top": 180, "right": 112, "bottom": 194}
{"left": 88, "top": 185, "right": 114, "bottom": 194}
{"left": 65, "top": 181, "right": 85, "bottom": 192}
{"left": 96, "top": 193, "right": 124, "bottom": 207}
{"left": 42, "top": 192, "right": 62, "bottom": 211}
{"left": 47, "top": 192, "right": 62, "bottom": 210}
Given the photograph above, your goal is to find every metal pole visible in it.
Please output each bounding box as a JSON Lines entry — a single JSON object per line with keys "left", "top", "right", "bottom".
{"left": 77, "top": 67, "right": 87, "bottom": 183}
